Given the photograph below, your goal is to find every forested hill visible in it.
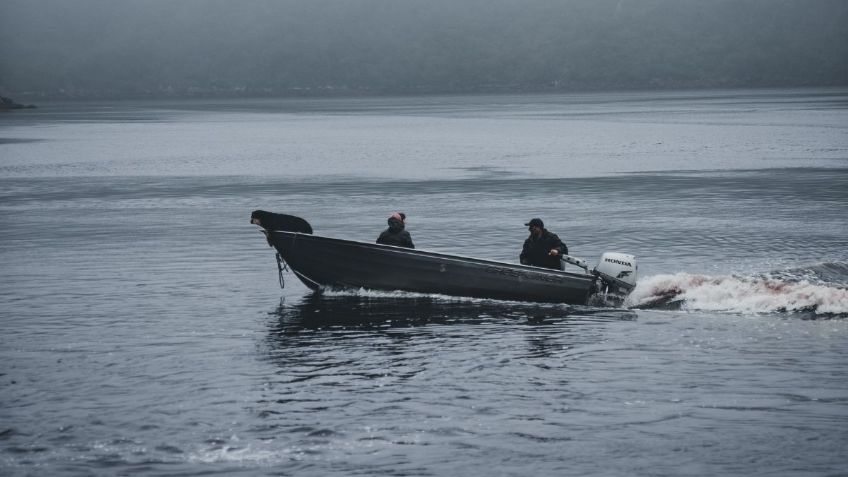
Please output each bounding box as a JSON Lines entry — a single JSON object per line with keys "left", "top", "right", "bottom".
{"left": 1, "top": 0, "right": 846, "bottom": 99}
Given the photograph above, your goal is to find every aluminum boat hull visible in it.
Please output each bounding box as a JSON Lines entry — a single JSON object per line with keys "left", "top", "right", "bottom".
{"left": 268, "top": 231, "right": 596, "bottom": 304}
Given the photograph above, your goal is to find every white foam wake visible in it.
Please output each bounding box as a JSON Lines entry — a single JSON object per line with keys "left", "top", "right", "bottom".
{"left": 626, "top": 272, "right": 848, "bottom": 315}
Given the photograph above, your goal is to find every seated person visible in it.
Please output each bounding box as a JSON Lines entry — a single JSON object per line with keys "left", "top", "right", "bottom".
{"left": 376, "top": 212, "right": 414, "bottom": 248}
{"left": 520, "top": 218, "right": 567, "bottom": 269}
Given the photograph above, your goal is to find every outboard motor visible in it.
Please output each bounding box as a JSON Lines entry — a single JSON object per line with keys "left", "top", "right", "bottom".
{"left": 592, "top": 252, "right": 638, "bottom": 303}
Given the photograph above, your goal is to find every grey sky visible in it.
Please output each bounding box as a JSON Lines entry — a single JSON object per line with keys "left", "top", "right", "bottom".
{"left": 2, "top": 0, "right": 846, "bottom": 98}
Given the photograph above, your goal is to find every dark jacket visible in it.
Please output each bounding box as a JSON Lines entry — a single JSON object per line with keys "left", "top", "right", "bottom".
{"left": 377, "top": 220, "right": 414, "bottom": 248}
{"left": 520, "top": 229, "right": 567, "bottom": 269}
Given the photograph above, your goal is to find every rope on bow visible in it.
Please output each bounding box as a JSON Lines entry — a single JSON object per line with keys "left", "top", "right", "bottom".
{"left": 275, "top": 252, "right": 289, "bottom": 289}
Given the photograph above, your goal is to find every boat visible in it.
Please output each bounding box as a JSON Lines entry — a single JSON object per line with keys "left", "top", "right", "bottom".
{"left": 251, "top": 210, "right": 637, "bottom": 306}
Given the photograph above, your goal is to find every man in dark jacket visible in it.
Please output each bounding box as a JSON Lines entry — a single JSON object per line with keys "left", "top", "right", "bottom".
{"left": 376, "top": 212, "right": 414, "bottom": 248}
{"left": 520, "top": 218, "right": 567, "bottom": 269}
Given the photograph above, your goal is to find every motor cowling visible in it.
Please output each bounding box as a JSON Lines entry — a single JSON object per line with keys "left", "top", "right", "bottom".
{"left": 594, "top": 252, "right": 638, "bottom": 293}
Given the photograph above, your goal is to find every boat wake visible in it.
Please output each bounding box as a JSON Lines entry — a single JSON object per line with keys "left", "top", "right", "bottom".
{"left": 627, "top": 262, "right": 848, "bottom": 316}
{"left": 319, "top": 287, "right": 600, "bottom": 312}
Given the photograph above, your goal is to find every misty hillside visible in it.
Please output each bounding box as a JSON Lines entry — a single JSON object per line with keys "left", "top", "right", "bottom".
{"left": 1, "top": 0, "right": 846, "bottom": 99}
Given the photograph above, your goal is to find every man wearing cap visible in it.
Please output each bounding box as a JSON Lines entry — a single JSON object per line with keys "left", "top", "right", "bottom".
{"left": 376, "top": 212, "right": 415, "bottom": 248}
{"left": 520, "top": 218, "right": 568, "bottom": 269}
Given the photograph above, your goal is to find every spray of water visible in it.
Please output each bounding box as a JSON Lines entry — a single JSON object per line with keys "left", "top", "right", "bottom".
{"left": 627, "top": 265, "right": 848, "bottom": 315}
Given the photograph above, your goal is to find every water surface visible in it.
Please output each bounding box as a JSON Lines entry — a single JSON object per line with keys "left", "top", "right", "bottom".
{"left": 1, "top": 89, "right": 847, "bottom": 476}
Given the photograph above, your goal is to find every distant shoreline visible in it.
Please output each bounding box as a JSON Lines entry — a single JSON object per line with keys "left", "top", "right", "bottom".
{"left": 0, "top": 96, "right": 37, "bottom": 110}
{"left": 8, "top": 84, "right": 846, "bottom": 104}
{"left": 7, "top": 81, "right": 847, "bottom": 102}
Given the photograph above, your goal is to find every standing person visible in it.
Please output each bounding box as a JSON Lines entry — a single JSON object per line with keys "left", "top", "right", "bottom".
{"left": 520, "top": 218, "right": 567, "bottom": 269}
{"left": 376, "top": 212, "right": 414, "bottom": 248}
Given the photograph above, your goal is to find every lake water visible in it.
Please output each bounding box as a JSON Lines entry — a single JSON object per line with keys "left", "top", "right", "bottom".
{"left": 1, "top": 89, "right": 847, "bottom": 476}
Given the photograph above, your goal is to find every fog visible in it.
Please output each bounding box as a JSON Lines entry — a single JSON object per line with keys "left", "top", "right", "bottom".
{"left": 1, "top": 0, "right": 846, "bottom": 98}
